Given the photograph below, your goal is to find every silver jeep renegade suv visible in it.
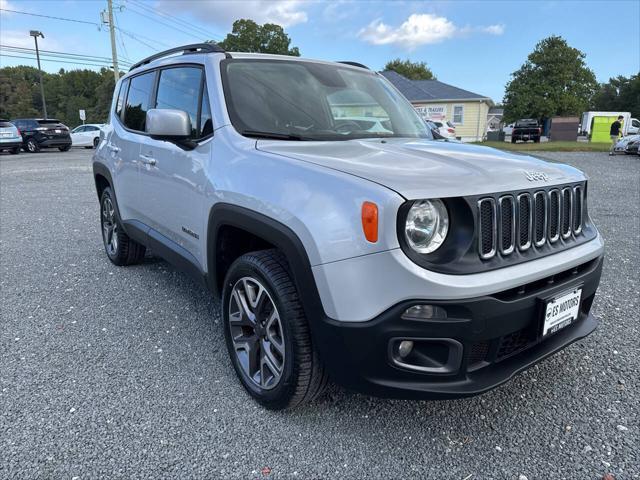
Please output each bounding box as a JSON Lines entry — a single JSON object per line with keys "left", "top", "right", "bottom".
{"left": 93, "top": 44, "right": 604, "bottom": 409}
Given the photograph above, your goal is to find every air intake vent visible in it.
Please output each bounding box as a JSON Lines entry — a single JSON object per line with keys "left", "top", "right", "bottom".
{"left": 561, "top": 187, "right": 572, "bottom": 238}
{"left": 548, "top": 189, "right": 560, "bottom": 243}
{"left": 499, "top": 196, "right": 515, "bottom": 255}
{"left": 533, "top": 191, "right": 546, "bottom": 247}
{"left": 517, "top": 193, "right": 532, "bottom": 251}
{"left": 478, "top": 198, "right": 496, "bottom": 259}
{"left": 573, "top": 186, "right": 583, "bottom": 234}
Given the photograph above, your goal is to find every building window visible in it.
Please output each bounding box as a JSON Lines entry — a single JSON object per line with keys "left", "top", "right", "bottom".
{"left": 453, "top": 105, "right": 464, "bottom": 124}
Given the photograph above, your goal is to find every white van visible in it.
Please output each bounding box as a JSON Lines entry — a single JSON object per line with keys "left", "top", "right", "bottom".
{"left": 580, "top": 111, "right": 639, "bottom": 136}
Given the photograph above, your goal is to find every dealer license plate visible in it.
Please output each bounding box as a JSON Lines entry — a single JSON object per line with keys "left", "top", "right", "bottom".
{"left": 542, "top": 287, "right": 582, "bottom": 337}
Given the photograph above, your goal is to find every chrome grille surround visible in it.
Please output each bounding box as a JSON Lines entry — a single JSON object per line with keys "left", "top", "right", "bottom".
{"left": 533, "top": 191, "right": 547, "bottom": 247}
{"left": 517, "top": 193, "right": 532, "bottom": 251}
{"left": 561, "top": 187, "right": 573, "bottom": 239}
{"left": 548, "top": 189, "right": 561, "bottom": 243}
{"left": 476, "top": 183, "right": 586, "bottom": 261}
{"left": 498, "top": 195, "right": 516, "bottom": 255}
{"left": 477, "top": 198, "right": 497, "bottom": 260}
{"left": 573, "top": 185, "right": 583, "bottom": 234}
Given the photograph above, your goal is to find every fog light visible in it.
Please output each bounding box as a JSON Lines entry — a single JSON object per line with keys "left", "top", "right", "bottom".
{"left": 402, "top": 304, "right": 447, "bottom": 320}
{"left": 398, "top": 340, "right": 414, "bottom": 358}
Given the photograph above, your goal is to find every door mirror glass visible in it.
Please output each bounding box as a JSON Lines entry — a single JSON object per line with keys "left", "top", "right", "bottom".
{"left": 146, "top": 108, "right": 192, "bottom": 138}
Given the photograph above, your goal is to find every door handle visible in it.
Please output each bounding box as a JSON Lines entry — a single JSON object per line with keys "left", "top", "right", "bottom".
{"left": 107, "top": 144, "right": 120, "bottom": 153}
{"left": 139, "top": 154, "right": 157, "bottom": 166}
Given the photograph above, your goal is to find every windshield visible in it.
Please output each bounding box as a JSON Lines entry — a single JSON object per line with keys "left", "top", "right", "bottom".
{"left": 221, "top": 59, "right": 432, "bottom": 141}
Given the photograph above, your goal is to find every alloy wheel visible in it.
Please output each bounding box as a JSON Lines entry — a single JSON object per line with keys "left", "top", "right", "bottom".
{"left": 228, "top": 277, "right": 286, "bottom": 390}
{"left": 101, "top": 196, "right": 118, "bottom": 256}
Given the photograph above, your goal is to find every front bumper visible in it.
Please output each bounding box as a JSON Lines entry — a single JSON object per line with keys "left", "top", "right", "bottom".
{"left": 312, "top": 255, "right": 603, "bottom": 399}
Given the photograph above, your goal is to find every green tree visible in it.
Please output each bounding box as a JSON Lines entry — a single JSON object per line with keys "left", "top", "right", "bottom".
{"left": 218, "top": 19, "right": 300, "bottom": 56}
{"left": 592, "top": 74, "right": 640, "bottom": 118}
{"left": 384, "top": 58, "right": 435, "bottom": 80}
{"left": 0, "top": 65, "right": 116, "bottom": 126}
{"left": 503, "top": 35, "right": 598, "bottom": 122}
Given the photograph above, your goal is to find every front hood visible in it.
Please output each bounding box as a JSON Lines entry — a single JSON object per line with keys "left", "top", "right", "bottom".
{"left": 257, "top": 138, "right": 585, "bottom": 199}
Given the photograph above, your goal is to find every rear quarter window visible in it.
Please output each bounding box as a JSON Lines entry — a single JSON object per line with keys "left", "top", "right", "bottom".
{"left": 115, "top": 79, "right": 129, "bottom": 119}
{"left": 123, "top": 71, "right": 155, "bottom": 132}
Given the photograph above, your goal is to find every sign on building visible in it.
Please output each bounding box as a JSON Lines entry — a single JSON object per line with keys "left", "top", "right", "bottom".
{"left": 414, "top": 104, "right": 447, "bottom": 121}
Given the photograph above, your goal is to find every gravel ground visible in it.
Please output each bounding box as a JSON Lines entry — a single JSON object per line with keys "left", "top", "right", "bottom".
{"left": 1, "top": 149, "right": 638, "bottom": 479}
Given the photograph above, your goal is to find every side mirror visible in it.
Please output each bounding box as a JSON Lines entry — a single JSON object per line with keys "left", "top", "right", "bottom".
{"left": 146, "top": 108, "right": 191, "bottom": 139}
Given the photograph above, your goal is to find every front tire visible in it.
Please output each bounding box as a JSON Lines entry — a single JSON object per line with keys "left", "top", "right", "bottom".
{"left": 100, "top": 187, "right": 146, "bottom": 266}
{"left": 59, "top": 145, "right": 71, "bottom": 152}
{"left": 25, "top": 138, "right": 39, "bottom": 153}
{"left": 93, "top": 137, "right": 100, "bottom": 148}
{"left": 222, "top": 250, "right": 328, "bottom": 410}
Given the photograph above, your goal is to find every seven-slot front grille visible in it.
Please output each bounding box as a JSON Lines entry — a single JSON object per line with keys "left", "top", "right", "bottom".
{"left": 477, "top": 184, "right": 584, "bottom": 260}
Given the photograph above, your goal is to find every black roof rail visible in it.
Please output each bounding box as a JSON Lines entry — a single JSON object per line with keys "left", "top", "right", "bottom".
{"left": 337, "top": 61, "right": 370, "bottom": 70}
{"left": 129, "top": 43, "right": 227, "bottom": 71}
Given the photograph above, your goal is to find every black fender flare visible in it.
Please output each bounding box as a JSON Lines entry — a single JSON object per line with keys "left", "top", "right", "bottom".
{"left": 206, "top": 203, "right": 326, "bottom": 322}
{"left": 92, "top": 161, "right": 114, "bottom": 201}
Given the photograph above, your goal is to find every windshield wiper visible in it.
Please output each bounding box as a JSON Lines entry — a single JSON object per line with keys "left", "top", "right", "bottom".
{"left": 241, "top": 130, "right": 312, "bottom": 141}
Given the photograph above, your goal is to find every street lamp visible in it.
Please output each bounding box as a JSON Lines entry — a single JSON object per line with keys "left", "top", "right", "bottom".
{"left": 29, "top": 30, "right": 47, "bottom": 119}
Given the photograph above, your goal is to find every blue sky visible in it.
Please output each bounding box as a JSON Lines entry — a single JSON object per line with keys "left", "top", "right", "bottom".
{"left": 1, "top": 0, "right": 638, "bottom": 102}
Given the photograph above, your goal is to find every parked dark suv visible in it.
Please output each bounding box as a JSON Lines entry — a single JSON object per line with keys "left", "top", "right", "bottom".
{"left": 11, "top": 118, "right": 72, "bottom": 152}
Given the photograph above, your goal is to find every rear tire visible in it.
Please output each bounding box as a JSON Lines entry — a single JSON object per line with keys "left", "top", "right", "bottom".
{"left": 59, "top": 145, "right": 71, "bottom": 152}
{"left": 511, "top": 137, "right": 517, "bottom": 144}
{"left": 100, "top": 187, "right": 146, "bottom": 266}
{"left": 93, "top": 137, "right": 99, "bottom": 148}
{"left": 26, "top": 138, "right": 39, "bottom": 153}
{"left": 222, "top": 249, "right": 328, "bottom": 410}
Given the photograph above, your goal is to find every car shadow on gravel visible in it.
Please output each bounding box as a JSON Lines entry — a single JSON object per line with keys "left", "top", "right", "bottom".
{"left": 127, "top": 249, "right": 589, "bottom": 421}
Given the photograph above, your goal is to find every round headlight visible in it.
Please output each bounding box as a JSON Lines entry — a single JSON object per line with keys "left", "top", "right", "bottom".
{"left": 404, "top": 199, "right": 449, "bottom": 254}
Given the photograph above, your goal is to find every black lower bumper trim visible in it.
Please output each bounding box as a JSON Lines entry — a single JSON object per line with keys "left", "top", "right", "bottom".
{"left": 311, "top": 255, "right": 603, "bottom": 400}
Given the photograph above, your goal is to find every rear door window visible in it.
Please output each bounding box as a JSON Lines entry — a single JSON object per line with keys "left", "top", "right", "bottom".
{"left": 123, "top": 71, "right": 155, "bottom": 132}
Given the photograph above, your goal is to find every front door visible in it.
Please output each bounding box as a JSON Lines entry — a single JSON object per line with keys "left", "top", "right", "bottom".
{"left": 136, "top": 66, "right": 212, "bottom": 265}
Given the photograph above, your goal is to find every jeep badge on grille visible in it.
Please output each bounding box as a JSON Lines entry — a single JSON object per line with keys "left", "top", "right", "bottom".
{"left": 524, "top": 171, "right": 550, "bottom": 182}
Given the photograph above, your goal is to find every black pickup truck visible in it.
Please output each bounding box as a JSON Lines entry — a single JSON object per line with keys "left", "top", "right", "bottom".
{"left": 511, "top": 119, "right": 542, "bottom": 143}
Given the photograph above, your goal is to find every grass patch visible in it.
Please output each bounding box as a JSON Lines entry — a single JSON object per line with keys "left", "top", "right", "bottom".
{"left": 475, "top": 141, "right": 611, "bottom": 152}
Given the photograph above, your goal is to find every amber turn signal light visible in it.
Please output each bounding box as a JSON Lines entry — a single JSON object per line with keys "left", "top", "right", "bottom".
{"left": 361, "top": 201, "right": 378, "bottom": 243}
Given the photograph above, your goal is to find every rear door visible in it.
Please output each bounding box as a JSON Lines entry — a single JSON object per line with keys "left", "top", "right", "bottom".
{"left": 136, "top": 65, "right": 212, "bottom": 264}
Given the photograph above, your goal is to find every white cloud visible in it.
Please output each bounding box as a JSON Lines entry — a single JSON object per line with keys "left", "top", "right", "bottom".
{"left": 155, "top": 0, "right": 308, "bottom": 28}
{"left": 0, "top": 0, "right": 16, "bottom": 14}
{"left": 358, "top": 13, "right": 505, "bottom": 49}
{"left": 481, "top": 24, "right": 505, "bottom": 35}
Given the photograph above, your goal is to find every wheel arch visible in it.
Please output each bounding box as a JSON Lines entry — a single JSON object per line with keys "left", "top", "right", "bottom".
{"left": 207, "top": 203, "right": 326, "bottom": 321}
{"left": 92, "top": 162, "right": 113, "bottom": 202}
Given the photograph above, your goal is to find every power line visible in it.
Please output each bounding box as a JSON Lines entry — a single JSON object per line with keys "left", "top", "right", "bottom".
{"left": 126, "top": 0, "right": 222, "bottom": 41}
{"left": 113, "top": 10, "right": 131, "bottom": 62}
{"left": 0, "top": 7, "right": 168, "bottom": 53}
{"left": 0, "top": 44, "right": 132, "bottom": 65}
{"left": 0, "top": 8, "right": 100, "bottom": 27}
{"left": 119, "top": 2, "right": 206, "bottom": 42}
{"left": 0, "top": 53, "right": 121, "bottom": 69}
{"left": 113, "top": 27, "right": 162, "bottom": 52}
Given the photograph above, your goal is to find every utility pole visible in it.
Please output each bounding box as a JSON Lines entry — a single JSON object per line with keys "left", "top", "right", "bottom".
{"left": 29, "top": 30, "right": 47, "bottom": 118}
{"left": 107, "top": 0, "right": 119, "bottom": 81}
